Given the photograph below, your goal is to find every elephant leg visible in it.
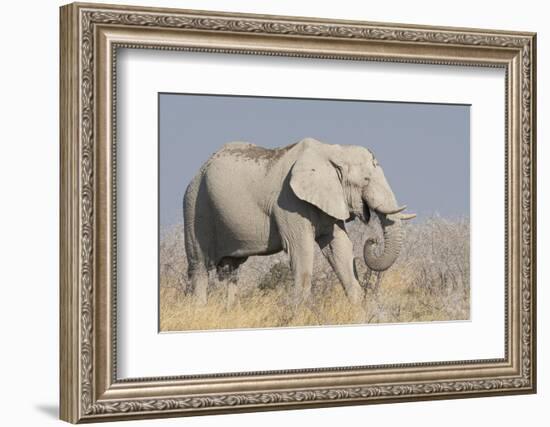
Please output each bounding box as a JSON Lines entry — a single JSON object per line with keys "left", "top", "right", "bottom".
{"left": 216, "top": 257, "right": 247, "bottom": 308}
{"left": 286, "top": 231, "right": 315, "bottom": 306}
{"left": 317, "top": 222, "right": 363, "bottom": 305}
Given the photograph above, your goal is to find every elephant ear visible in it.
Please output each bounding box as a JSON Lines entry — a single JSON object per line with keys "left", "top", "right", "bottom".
{"left": 290, "top": 150, "right": 349, "bottom": 220}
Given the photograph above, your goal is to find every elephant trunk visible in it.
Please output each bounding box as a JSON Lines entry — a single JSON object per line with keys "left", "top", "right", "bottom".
{"left": 363, "top": 212, "right": 403, "bottom": 271}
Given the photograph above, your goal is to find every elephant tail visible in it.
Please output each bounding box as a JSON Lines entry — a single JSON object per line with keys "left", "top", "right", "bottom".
{"left": 183, "top": 171, "right": 209, "bottom": 278}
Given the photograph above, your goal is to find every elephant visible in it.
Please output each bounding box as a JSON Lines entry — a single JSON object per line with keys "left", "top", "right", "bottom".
{"left": 183, "top": 137, "right": 415, "bottom": 306}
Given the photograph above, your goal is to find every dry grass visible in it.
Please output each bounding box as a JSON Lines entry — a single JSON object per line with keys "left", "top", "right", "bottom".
{"left": 159, "top": 216, "right": 470, "bottom": 332}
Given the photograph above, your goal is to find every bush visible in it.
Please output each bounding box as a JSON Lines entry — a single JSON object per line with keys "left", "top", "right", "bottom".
{"left": 258, "top": 261, "right": 293, "bottom": 291}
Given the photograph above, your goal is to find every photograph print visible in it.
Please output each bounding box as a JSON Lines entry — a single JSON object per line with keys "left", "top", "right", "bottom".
{"left": 159, "top": 93, "right": 470, "bottom": 332}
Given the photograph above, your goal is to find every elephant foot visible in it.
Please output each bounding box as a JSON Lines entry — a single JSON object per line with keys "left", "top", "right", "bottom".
{"left": 195, "top": 293, "right": 208, "bottom": 307}
{"left": 193, "top": 281, "right": 208, "bottom": 306}
{"left": 189, "top": 267, "right": 209, "bottom": 306}
{"left": 225, "top": 282, "right": 239, "bottom": 310}
{"left": 285, "top": 291, "right": 304, "bottom": 317}
{"left": 347, "top": 286, "right": 363, "bottom": 305}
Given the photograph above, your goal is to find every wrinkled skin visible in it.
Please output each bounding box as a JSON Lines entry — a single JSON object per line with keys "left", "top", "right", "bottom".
{"left": 183, "top": 138, "right": 415, "bottom": 305}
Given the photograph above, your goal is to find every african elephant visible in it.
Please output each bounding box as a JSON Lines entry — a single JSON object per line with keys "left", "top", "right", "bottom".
{"left": 183, "top": 137, "right": 415, "bottom": 305}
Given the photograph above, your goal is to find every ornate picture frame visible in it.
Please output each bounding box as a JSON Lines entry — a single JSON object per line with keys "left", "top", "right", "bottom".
{"left": 60, "top": 2, "right": 536, "bottom": 423}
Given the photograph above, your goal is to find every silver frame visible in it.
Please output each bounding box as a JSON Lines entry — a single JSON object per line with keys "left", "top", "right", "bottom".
{"left": 60, "top": 2, "right": 536, "bottom": 423}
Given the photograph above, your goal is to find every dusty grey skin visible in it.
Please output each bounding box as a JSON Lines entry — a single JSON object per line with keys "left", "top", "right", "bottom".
{"left": 183, "top": 138, "right": 415, "bottom": 306}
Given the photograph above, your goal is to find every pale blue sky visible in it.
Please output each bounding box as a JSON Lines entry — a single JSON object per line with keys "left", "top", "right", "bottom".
{"left": 159, "top": 93, "right": 470, "bottom": 227}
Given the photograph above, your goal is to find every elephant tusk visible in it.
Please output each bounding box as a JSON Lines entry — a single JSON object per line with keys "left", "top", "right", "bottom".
{"left": 399, "top": 213, "right": 416, "bottom": 221}
{"left": 384, "top": 205, "right": 407, "bottom": 215}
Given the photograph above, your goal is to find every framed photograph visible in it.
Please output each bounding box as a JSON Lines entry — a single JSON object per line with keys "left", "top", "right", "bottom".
{"left": 60, "top": 2, "right": 537, "bottom": 423}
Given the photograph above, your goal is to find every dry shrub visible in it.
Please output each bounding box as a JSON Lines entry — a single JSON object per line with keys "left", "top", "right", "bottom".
{"left": 159, "top": 215, "right": 470, "bottom": 331}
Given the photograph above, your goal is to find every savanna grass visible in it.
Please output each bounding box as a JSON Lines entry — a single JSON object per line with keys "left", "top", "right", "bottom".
{"left": 159, "top": 216, "right": 470, "bottom": 331}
